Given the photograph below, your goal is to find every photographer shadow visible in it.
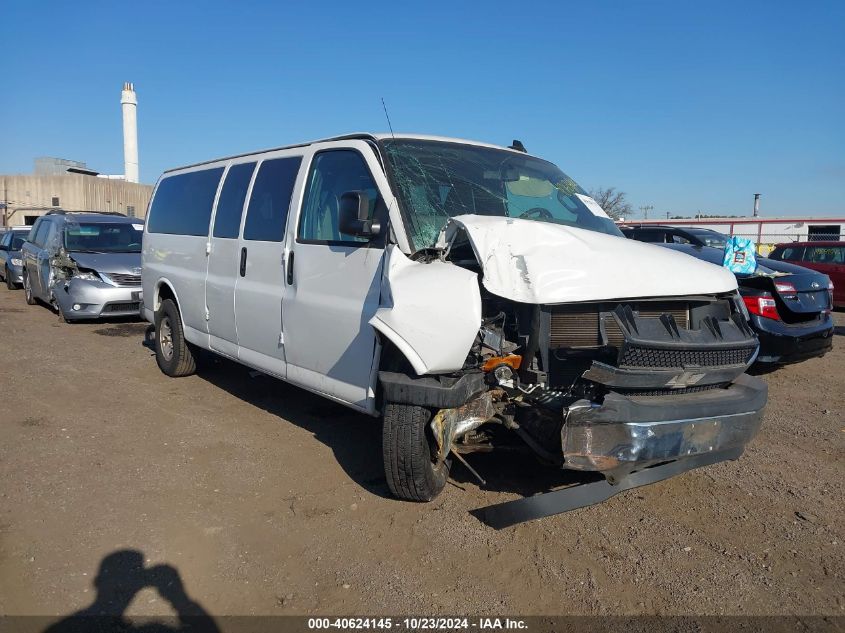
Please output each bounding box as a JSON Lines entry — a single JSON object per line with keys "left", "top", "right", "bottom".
{"left": 44, "top": 549, "right": 219, "bottom": 633}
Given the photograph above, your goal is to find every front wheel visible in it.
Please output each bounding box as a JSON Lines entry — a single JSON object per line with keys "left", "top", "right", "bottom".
{"left": 23, "top": 273, "right": 36, "bottom": 305}
{"left": 154, "top": 298, "right": 197, "bottom": 377}
{"left": 5, "top": 267, "right": 15, "bottom": 290}
{"left": 382, "top": 403, "right": 449, "bottom": 502}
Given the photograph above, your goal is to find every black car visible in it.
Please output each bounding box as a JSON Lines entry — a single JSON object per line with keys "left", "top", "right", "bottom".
{"left": 625, "top": 239, "right": 834, "bottom": 364}
{"left": 621, "top": 224, "right": 728, "bottom": 248}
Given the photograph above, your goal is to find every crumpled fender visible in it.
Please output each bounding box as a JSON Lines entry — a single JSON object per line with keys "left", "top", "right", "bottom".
{"left": 369, "top": 245, "right": 481, "bottom": 375}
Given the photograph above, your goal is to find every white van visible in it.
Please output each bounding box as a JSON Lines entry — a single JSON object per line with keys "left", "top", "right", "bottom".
{"left": 142, "top": 134, "right": 766, "bottom": 509}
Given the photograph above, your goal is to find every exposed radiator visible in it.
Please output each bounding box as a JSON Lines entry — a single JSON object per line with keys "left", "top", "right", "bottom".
{"left": 549, "top": 302, "right": 690, "bottom": 348}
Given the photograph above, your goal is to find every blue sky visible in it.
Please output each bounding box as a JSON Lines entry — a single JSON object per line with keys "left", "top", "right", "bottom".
{"left": 2, "top": 0, "right": 843, "bottom": 217}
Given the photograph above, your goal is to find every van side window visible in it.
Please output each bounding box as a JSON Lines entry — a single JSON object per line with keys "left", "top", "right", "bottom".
{"left": 242, "top": 157, "right": 302, "bottom": 242}
{"left": 213, "top": 162, "right": 256, "bottom": 239}
{"left": 147, "top": 168, "right": 225, "bottom": 236}
{"left": 298, "top": 151, "right": 378, "bottom": 244}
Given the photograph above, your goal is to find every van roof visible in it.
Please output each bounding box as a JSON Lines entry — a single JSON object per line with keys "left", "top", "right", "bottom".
{"left": 164, "top": 133, "right": 531, "bottom": 174}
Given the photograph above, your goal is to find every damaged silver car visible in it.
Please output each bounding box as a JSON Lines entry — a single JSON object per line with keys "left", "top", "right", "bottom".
{"left": 21, "top": 211, "right": 144, "bottom": 321}
{"left": 142, "top": 134, "right": 767, "bottom": 517}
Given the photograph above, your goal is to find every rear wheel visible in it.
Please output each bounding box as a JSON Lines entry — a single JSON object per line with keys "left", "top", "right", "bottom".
{"left": 23, "top": 273, "right": 36, "bottom": 305}
{"left": 154, "top": 298, "right": 196, "bottom": 377}
{"left": 382, "top": 403, "right": 449, "bottom": 502}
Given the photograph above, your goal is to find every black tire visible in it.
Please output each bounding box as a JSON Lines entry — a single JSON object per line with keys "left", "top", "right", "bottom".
{"left": 382, "top": 403, "right": 449, "bottom": 502}
{"left": 23, "top": 272, "right": 36, "bottom": 305}
{"left": 154, "top": 298, "right": 196, "bottom": 377}
{"left": 5, "top": 267, "right": 14, "bottom": 290}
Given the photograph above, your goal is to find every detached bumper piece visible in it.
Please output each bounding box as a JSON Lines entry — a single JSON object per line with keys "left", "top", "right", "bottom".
{"left": 473, "top": 447, "right": 743, "bottom": 529}
{"left": 473, "top": 374, "right": 766, "bottom": 528}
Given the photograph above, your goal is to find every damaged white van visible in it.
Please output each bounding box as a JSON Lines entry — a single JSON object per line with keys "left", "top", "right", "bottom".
{"left": 142, "top": 134, "right": 766, "bottom": 511}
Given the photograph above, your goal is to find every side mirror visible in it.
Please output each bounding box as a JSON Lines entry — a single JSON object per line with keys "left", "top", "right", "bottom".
{"left": 339, "top": 191, "right": 381, "bottom": 238}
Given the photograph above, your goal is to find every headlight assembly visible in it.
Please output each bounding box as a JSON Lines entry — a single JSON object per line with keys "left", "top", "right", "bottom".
{"left": 74, "top": 270, "right": 100, "bottom": 281}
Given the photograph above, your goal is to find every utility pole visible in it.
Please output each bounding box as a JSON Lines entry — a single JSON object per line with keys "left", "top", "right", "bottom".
{"left": 639, "top": 205, "right": 654, "bottom": 220}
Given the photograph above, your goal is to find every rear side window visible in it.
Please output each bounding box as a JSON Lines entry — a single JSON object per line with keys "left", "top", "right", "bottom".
{"left": 213, "top": 162, "right": 256, "bottom": 238}
{"left": 147, "top": 168, "right": 224, "bottom": 236}
{"left": 770, "top": 246, "right": 803, "bottom": 261}
{"left": 637, "top": 230, "right": 666, "bottom": 243}
{"left": 31, "top": 220, "right": 50, "bottom": 247}
{"left": 806, "top": 246, "right": 844, "bottom": 264}
{"left": 243, "top": 157, "right": 302, "bottom": 242}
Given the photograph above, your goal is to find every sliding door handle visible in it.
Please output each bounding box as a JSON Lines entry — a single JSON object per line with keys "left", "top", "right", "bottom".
{"left": 239, "top": 247, "right": 247, "bottom": 277}
{"left": 286, "top": 251, "right": 294, "bottom": 285}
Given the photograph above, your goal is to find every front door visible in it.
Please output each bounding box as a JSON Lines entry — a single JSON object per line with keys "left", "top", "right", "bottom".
{"left": 206, "top": 161, "right": 256, "bottom": 358}
{"left": 283, "top": 146, "right": 387, "bottom": 411}
{"left": 232, "top": 154, "right": 303, "bottom": 378}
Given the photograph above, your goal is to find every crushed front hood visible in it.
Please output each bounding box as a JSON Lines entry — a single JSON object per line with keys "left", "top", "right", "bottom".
{"left": 438, "top": 215, "right": 737, "bottom": 304}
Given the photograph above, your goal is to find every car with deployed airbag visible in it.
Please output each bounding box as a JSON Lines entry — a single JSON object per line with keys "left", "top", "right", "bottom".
{"left": 142, "top": 134, "right": 767, "bottom": 516}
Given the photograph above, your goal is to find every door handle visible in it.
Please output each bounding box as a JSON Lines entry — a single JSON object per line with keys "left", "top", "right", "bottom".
{"left": 286, "top": 251, "right": 294, "bottom": 285}
{"left": 239, "top": 247, "right": 247, "bottom": 277}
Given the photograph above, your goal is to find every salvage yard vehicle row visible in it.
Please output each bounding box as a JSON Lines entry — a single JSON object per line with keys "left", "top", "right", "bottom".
{"left": 142, "top": 133, "right": 768, "bottom": 514}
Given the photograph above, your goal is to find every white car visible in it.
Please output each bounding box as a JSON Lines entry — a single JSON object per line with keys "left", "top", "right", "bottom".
{"left": 142, "top": 134, "right": 766, "bottom": 511}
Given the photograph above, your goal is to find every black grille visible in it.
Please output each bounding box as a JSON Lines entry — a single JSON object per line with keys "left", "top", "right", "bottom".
{"left": 616, "top": 384, "right": 727, "bottom": 397}
{"left": 104, "top": 302, "right": 140, "bottom": 313}
{"left": 619, "top": 345, "right": 756, "bottom": 369}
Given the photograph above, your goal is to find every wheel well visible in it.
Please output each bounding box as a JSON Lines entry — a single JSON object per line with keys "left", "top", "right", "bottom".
{"left": 378, "top": 338, "right": 416, "bottom": 375}
{"left": 155, "top": 282, "right": 176, "bottom": 312}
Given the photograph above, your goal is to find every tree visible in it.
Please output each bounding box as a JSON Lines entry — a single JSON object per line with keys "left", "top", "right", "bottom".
{"left": 588, "top": 187, "right": 633, "bottom": 220}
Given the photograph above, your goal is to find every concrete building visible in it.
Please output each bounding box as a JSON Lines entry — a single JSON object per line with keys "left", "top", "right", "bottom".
{"left": 1, "top": 82, "right": 153, "bottom": 226}
{"left": 1, "top": 171, "right": 153, "bottom": 226}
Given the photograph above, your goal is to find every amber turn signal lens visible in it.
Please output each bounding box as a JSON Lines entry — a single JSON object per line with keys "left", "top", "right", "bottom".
{"left": 482, "top": 354, "right": 522, "bottom": 372}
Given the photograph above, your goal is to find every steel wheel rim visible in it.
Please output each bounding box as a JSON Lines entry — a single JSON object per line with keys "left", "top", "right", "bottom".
{"left": 159, "top": 316, "right": 174, "bottom": 361}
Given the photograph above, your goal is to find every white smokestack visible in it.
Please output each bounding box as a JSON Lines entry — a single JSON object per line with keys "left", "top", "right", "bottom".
{"left": 121, "top": 82, "right": 139, "bottom": 183}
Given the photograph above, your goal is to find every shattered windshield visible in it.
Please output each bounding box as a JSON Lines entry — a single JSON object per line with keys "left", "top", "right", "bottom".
{"left": 63, "top": 222, "right": 143, "bottom": 253}
{"left": 382, "top": 139, "right": 623, "bottom": 250}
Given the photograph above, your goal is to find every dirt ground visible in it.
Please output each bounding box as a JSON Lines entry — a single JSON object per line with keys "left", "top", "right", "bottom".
{"left": 0, "top": 283, "right": 843, "bottom": 620}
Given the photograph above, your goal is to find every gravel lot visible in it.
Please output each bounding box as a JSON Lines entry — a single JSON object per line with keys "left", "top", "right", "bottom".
{"left": 0, "top": 283, "right": 842, "bottom": 619}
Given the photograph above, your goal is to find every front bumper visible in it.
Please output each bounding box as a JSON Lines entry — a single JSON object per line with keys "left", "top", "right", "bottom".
{"left": 54, "top": 278, "right": 142, "bottom": 320}
{"left": 562, "top": 373, "right": 767, "bottom": 479}
{"left": 749, "top": 314, "right": 834, "bottom": 364}
{"left": 5, "top": 261, "right": 23, "bottom": 284}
